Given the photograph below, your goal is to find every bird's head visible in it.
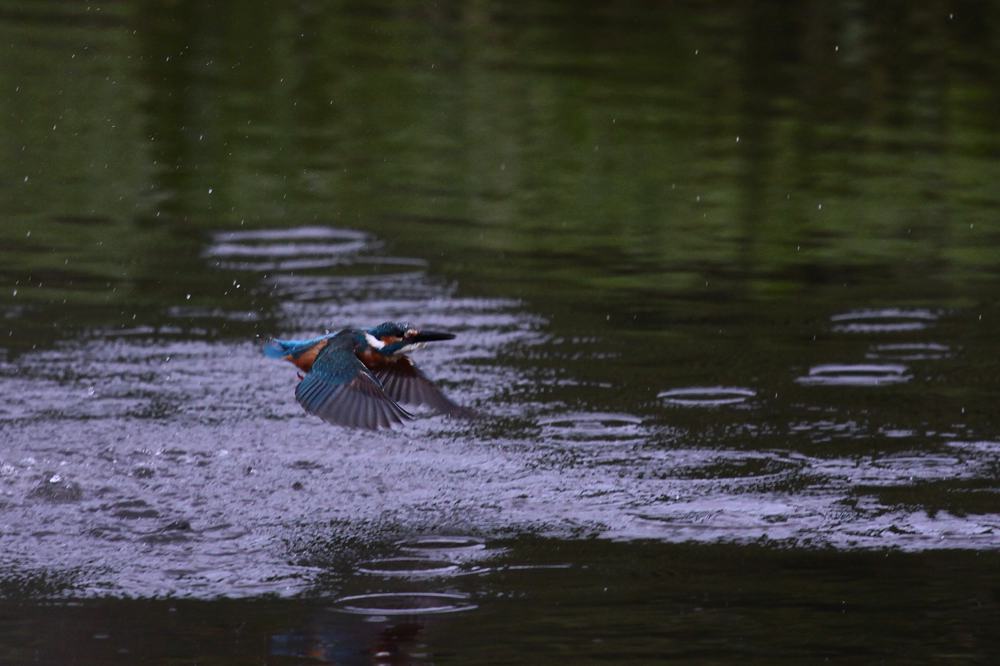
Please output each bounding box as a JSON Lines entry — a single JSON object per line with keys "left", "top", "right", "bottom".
{"left": 364, "top": 321, "right": 455, "bottom": 355}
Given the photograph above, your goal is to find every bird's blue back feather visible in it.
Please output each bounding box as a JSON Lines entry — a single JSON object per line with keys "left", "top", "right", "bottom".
{"left": 367, "top": 321, "right": 411, "bottom": 338}
{"left": 262, "top": 335, "right": 332, "bottom": 359}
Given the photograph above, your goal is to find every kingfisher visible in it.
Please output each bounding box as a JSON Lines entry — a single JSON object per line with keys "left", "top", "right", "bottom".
{"left": 263, "top": 322, "right": 469, "bottom": 430}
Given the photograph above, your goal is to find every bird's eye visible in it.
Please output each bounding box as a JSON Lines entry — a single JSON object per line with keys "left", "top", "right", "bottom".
{"left": 405, "top": 328, "right": 418, "bottom": 338}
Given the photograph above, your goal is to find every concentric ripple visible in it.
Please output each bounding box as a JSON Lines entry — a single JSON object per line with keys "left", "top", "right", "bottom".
{"left": 796, "top": 364, "right": 911, "bottom": 386}
{"left": 397, "top": 536, "right": 486, "bottom": 553}
{"left": 355, "top": 558, "right": 460, "bottom": 577}
{"left": 538, "top": 412, "right": 645, "bottom": 442}
{"left": 658, "top": 387, "right": 756, "bottom": 407}
{"left": 331, "top": 592, "right": 477, "bottom": 616}
{"left": 830, "top": 308, "right": 938, "bottom": 333}
{"left": 203, "top": 227, "right": 369, "bottom": 271}
{"left": 866, "top": 343, "right": 952, "bottom": 361}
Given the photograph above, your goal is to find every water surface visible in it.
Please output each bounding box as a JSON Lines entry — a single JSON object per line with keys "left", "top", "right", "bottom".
{"left": 1, "top": 1, "right": 999, "bottom": 663}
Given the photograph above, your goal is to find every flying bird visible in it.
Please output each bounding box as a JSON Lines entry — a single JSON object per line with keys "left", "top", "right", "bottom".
{"left": 263, "top": 322, "right": 469, "bottom": 429}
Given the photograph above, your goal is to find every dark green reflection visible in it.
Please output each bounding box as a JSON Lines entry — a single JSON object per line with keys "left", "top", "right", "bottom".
{"left": 2, "top": 2, "right": 1000, "bottom": 343}
{"left": 0, "top": 540, "right": 997, "bottom": 664}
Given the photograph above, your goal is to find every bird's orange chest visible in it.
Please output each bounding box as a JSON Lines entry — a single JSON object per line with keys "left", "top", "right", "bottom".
{"left": 358, "top": 348, "right": 391, "bottom": 370}
{"left": 289, "top": 339, "right": 328, "bottom": 373}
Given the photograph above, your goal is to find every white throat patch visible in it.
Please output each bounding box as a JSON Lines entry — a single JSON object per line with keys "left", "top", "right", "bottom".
{"left": 363, "top": 332, "right": 386, "bottom": 349}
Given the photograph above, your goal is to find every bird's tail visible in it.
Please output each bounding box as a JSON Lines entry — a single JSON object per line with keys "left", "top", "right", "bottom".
{"left": 262, "top": 338, "right": 295, "bottom": 359}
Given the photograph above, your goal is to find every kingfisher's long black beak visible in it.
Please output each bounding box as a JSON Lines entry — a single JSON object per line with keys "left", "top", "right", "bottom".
{"left": 410, "top": 330, "right": 455, "bottom": 343}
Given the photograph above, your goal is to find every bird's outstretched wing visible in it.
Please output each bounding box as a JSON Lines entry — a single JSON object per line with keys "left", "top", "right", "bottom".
{"left": 370, "top": 355, "right": 473, "bottom": 418}
{"left": 296, "top": 341, "right": 412, "bottom": 430}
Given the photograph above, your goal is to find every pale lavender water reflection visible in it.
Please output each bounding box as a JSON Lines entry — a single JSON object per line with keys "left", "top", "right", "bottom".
{"left": 1, "top": 226, "right": 996, "bottom": 602}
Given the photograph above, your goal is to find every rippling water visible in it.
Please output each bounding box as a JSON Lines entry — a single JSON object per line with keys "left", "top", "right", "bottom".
{"left": 2, "top": 1, "right": 999, "bottom": 663}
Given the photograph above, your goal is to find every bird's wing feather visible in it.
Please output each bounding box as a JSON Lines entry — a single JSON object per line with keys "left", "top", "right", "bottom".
{"left": 296, "top": 342, "right": 411, "bottom": 430}
{"left": 371, "top": 356, "right": 472, "bottom": 418}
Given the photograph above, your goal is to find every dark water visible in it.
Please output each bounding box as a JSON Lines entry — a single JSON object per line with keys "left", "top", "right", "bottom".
{"left": 2, "top": 1, "right": 999, "bottom": 663}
